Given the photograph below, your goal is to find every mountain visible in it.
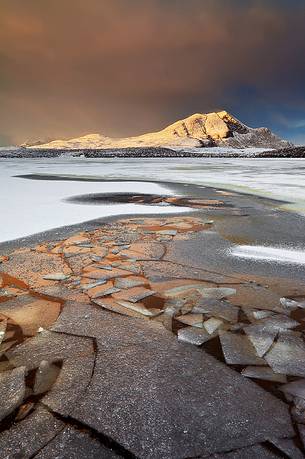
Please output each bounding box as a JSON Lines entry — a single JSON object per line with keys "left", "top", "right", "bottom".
{"left": 27, "top": 111, "right": 292, "bottom": 150}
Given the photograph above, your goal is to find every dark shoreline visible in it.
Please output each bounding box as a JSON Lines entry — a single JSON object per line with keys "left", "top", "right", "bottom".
{"left": 1, "top": 145, "right": 305, "bottom": 158}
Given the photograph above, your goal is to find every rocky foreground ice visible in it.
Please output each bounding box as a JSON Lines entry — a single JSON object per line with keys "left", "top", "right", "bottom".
{"left": 1, "top": 180, "right": 305, "bottom": 457}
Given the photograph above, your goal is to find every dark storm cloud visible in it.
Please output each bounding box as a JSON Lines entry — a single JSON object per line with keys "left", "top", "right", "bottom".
{"left": 0, "top": 0, "right": 304, "bottom": 144}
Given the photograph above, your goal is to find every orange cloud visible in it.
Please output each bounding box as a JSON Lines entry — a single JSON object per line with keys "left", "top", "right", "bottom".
{"left": 0, "top": 0, "right": 304, "bottom": 143}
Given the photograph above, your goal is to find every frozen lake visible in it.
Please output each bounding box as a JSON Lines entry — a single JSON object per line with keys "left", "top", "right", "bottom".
{"left": 1, "top": 157, "right": 305, "bottom": 243}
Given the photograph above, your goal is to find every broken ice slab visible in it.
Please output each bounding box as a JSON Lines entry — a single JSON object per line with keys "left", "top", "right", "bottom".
{"left": 34, "top": 360, "right": 61, "bottom": 395}
{"left": 114, "top": 277, "right": 146, "bottom": 289}
{"left": 244, "top": 324, "right": 278, "bottom": 357}
{"left": 156, "top": 230, "right": 177, "bottom": 236}
{"left": 164, "top": 285, "right": 236, "bottom": 300}
{"left": 219, "top": 331, "right": 265, "bottom": 366}
{"left": 43, "top": 273, "right": 70, "bottom": 281}
{"left": 81, "top": 279, "right": 107, "bottom": 290}
{"left": 92, "top": 299, "right": 146, "bottom": 319}
{"left": 194, "top": 299, "right": 239, "bottom": 323}
{"left": 113, "top": 287, "right": 156, "bottom": 303}
{"left": 292, "top": 397, "right": 305, "bottom": 424}
{"left": 280, "top": 379, "right": 305, "bottom": 400}
{"left": 177, "top": 327, "right": 213, "bottom": 346}
{"left": 35, "top": 425, "right": 119, "bottom": 459}
{"left": 280, "top": 297, "right": 305, "bottom": 311}
{"left": 203, "top": 317, "right": 224, "bottom": 335}
{"left": 265, "top": 332, "right": 305, "bottom": 377}
{"left": 176, "top": 313, "right": 204, "bottom": 328}
{"left": 241, "top": 366, "right": 287, "bottom": 383}
{"left": 83, "top": 267, "right": 130, "bottom": 280}
{"left": 270, "top": 438, "right": 304, "bottom": 459}
{"left": 252, "top": 310, "right": 274, "bottom": 320}
{"left": 298, "top": 424, "right": 305, "bottom": 449}
{"left": 161, "top": 300, "right": 185, "bottom": 331}
{"left": 95, "top": 264, "right": 113, "bottom": 271}
{"left": 258, "top": 315, "right": 300, "bottom": 332}
{"left": 115, "top": 300, "right": 157, "bottom": 317}
{"left": 243, "top": 308, "right": 274, "bottom": 322}
{"left": 91, "top": 255, "right": 104, "bottom": 262}
{"left": 91, "top": 287, "right": 121, "bottom": 299}
{"left": 0, "top": 366, "right": 26, "bottom": 422}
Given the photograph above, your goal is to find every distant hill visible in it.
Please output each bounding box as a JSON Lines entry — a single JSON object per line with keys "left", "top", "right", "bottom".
{"left": 26, "top": 111, "right": 292, "bottom": 150}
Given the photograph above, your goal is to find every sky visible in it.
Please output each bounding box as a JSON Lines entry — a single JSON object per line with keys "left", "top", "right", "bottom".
{"left": 1, "top": 0, "right": 305, "bottom": 145}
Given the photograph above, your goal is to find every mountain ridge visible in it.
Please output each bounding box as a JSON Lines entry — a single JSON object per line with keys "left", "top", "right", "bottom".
{"left": 24, "top": 111, "right": 292, "bottom": 150}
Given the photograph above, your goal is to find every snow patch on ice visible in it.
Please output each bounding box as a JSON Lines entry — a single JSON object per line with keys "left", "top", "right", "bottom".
{"left": 230, "top": 245, "right": 305, "bottom": 265}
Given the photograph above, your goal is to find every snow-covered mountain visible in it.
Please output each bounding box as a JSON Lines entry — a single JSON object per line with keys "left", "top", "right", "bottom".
{"left": 26, "top": 111, "right": 291, "bottom": 150}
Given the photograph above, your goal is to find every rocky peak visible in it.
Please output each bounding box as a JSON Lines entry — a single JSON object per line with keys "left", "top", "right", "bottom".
{"left": 25, "top": 110, "right": 292, "bottom": 150}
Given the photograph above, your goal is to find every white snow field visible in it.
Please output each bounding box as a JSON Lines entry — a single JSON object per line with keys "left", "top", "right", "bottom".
{"left": 1, "top": 156, "right": 305, "bottom": 242}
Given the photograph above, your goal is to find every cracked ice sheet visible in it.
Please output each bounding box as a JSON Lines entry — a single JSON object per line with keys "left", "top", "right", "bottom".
{"left": 0, "top": 406, "right": 64, "bottom": 459}
{"left": 35, "top": 426, "right": 120, "bottom": 458}
{"left": 71, "top": 340, "right": 293, "bottom": 458}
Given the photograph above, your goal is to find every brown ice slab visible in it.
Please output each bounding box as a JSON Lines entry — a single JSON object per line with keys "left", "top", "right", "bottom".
{"left": 114, "top": 276, "right": 146, "bottom": 289}
{"left": 0, "top": 406, "right": 64, "bottom": 459}
{"left": 121, "top": 241, "right": 165, "bottom": 260}
{"left": 112, "top": 286, "right": 156, "bottom": 303}
{"left": 31, "top": 284, "right": 90, "bottom": 304}
{"left": 6, "top": 330, "right": 94, "bottom": 370}
{"left": 93, "top": 298, "right": 147, "bottom": 318}
{"left": 35, "top": 426, "right": 119, "bottom": 458}
{"left": 0, "top": 251, "right": 71, "bottom": 289}
{"left": 82, "top": 267, "right": 129, "bottom": 280}
{"left": 0, "top": 366, "right": 26, "bottom": 422}
{"left": 0, "top": 297, "right": 61, "bottom": 336}
{"left": 71, "top": 340, "right": 293, "bottom": 458}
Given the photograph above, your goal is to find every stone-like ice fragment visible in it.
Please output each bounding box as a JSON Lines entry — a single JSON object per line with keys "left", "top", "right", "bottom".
{"left": 219, "top": 332, "right": 265, "bottom": 366}
{"left": 113, "top": 287, "right": 156, "bottom": 303}
{"left": 43, "top": 273, "right": 70, "bottom": 281}
{"left": 271, "top": 438, "right": 304, "bottom": 459}
{"left": 176, "top": 313, "right": 204, "bottom": 328}
{"left": 115, "top": 300, "right": 156, "bottom": 317}
{"left": 178, "top": 327, "right": 213, "bottom": 346}
{"left": 265, "top": 332, "right": 305, "bottom": 377}
{"left": 244, "top": 324, "right": 278, "bottom": 357}
{"left": 114, "top": 277, "right": 146, "bottom": 289}
{"left": 280, "top": 379, "right": 305, "bottom": 400}
{"left": 280, "top": 297, "right": 305, "bottom": 310}
{"left": 203, "top": 317, "right": 224, "bottom": 335}
{"left": 194, "top": 299, "right": 239, "bottom": 323}
{"left": 259, "top": 314, "right": 299, "bottom": 331}
{"left": 241, "top": 366, "right": 287, "bottom": 383}
{"left": 164, "top": 286, "right": 236, "bottom": 300}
